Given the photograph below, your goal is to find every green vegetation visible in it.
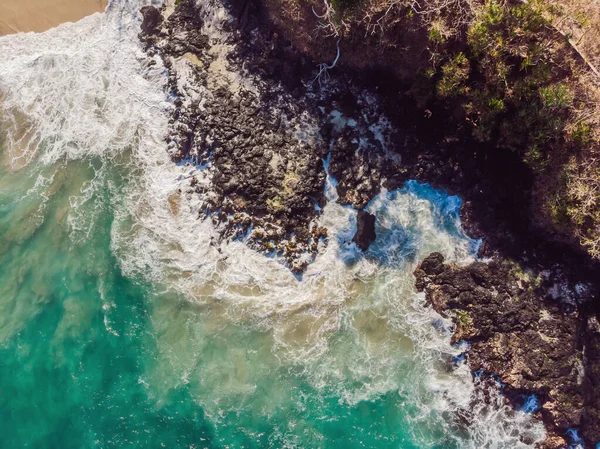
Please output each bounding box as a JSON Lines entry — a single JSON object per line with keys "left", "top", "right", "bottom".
{"left": 437, "top": 52, "right": 470, "bottom": 97}
{"left": 454, "top": 310, "right": 474, "bottom": 336}
{"left": 313, "top": 0, "right": 600, "bottom": 260}
{"left": 571, "top": 122, "right": 593, "bottom": 146}
{"left": 505, "top": 259, "right": 543, "bottom": 290}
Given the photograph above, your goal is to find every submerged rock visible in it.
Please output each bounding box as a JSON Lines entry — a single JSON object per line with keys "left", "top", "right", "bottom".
{"left": 415, "top": 253, "right": 600, "bottom": 448}
{"left": 352, "top": 210, "right": 376, "bottom": 251}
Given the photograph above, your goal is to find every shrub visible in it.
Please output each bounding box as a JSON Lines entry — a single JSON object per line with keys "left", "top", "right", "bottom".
{"left": 540, "top": 84, "right": 574, "bottom": 109}
{"left": 571, "top": 123, "right": 593, "bottom": 145}
{"left": 437, "top": 52, "right": 470, "bottom": 97}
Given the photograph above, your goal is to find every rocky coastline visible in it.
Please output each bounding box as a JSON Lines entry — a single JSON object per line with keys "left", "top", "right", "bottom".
{"left": 415, "top": 253, "right": 600, "bottom": 448}
{"left": 139, "top": 0, "right": 405, "bottom": 272}
{"left": 139, "top": 0, "right": 600, "bottom": 446}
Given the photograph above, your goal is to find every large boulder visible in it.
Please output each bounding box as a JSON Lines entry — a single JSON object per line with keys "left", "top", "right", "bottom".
{"left": 140, "top": 6, "right": 163, "bottom": 36}
{"left": 353, "top": 210, "right": 376, "bottom": 251}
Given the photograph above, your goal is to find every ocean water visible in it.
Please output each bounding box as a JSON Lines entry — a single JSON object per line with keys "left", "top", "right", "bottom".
{"left": 0, "top": 1, "right": 546, "bottom": 448}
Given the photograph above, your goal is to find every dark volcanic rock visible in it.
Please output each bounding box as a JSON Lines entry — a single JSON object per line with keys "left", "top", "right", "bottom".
{"left": 352, "top": 210, "right": 376, "bottom": 251}
{"left": 582, "top": 316, "right": 600, "bottom": 445}
{"left": 138, "top": 0, "right": 332, "bottom": 272}
{"left": 415, "top": 253, "right": 600, "bottom": 448}
{"left": 327, "top": 129, "right": 386, "bottom": 209}
{"left": 140, "top": 6, "right": 163, "bottom": 36}
{"left": 137, "top": 0, "right": 400, "bottom": 272}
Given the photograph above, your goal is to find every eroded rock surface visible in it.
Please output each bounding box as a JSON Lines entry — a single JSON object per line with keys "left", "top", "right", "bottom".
{"left": 138, "top": 0, "right": 399, "bottom": 272}
{"left": 140, "top": 1, "right": 328, "bottom": 272}
{"left": 415, "top": 253, "right": 600, "bottom": 448}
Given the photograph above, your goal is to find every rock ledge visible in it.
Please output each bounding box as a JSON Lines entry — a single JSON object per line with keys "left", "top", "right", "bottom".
{"left": 415, "top": 253, "right": 600, "bottom": 448}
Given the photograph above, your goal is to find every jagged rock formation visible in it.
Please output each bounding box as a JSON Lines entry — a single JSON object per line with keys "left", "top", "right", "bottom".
{"left": 415, "top": 253, "right": 600, "bottom": 448}
{"left": 138, "top": 0, "right": 399, "bottom": 272}
{"left": 140, "top": 1, "right": 328, "bottom": 272}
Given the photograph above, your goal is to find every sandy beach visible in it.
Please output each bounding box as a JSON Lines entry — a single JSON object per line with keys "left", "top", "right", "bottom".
{"left": 0, "top": 0, "right": 108, "bottom": 35}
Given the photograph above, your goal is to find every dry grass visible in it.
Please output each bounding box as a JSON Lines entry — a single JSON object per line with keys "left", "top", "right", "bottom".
{"left": 546, "top": 0, "right": 600, "bottom": 258}
{"left": 551, "top": 0, "right": 600, "bottom": 78}
{"left": 562, "top": 70, "right": 600, "bottom": 257}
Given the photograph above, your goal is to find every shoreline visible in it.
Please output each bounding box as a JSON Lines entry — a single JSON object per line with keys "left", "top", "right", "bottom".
{"left": 0, "top": 0, "right": 108, "bottom": 36}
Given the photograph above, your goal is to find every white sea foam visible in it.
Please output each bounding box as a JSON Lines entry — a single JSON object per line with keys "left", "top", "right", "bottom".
{"left": 0, "top": 0, "right": 169, "bottom": 168}
{"left": 0, "top": 0, "right": 546, "bottom": 447}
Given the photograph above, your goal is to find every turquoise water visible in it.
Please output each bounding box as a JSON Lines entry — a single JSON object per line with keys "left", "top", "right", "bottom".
{"left": 0, "top": 157, "right": 451, "bottom": 449}
{"left": 0, "top": 2, "right": 545, "bottom": 448}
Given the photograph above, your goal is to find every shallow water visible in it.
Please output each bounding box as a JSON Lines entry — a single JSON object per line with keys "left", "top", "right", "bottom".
{"left": 0, "top": 1, "right": 546, "bottom": 448}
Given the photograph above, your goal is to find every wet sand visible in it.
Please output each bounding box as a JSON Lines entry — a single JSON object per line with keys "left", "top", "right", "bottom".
{"left": 0, "top": 0, "right": 108, "bottom": 35}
